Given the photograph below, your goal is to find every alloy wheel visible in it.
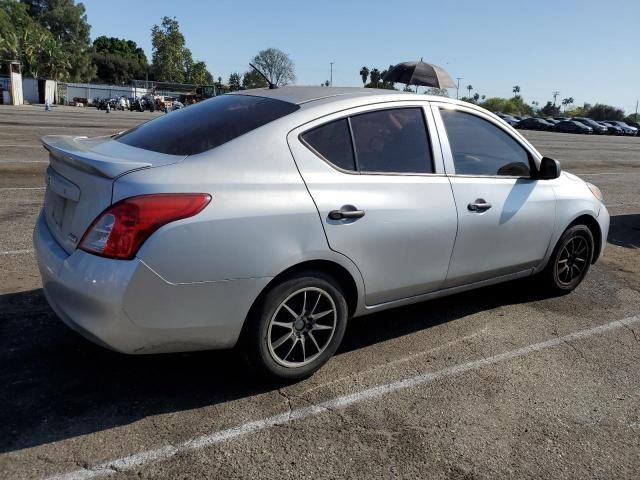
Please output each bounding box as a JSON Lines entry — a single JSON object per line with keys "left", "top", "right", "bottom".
{"left": 267, "top": 287, "right": 337, "bottom": 368}
{"left": 556, "top": 236, "right": 589, "bottom": 285}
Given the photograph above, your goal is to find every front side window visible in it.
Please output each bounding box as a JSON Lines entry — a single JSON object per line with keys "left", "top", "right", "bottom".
{"left": 350, "top": 108, "right": 433, "bottom": 173}
{"left": 440, "top": 109, "right": 532, "bottom": 177}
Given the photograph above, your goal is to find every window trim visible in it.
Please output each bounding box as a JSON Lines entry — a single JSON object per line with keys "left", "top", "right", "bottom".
{"left": 432, "top": 103, "right": 543, "bottom": 179}
{"left": 298, "top": 104, "right": 440, "bottom": 177}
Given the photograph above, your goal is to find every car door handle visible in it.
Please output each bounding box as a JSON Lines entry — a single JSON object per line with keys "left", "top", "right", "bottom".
{"left": 467, "top": 199, "right": 492, "bottom": 212}
{"left": 329, "top": 206, "right": 365, "bottom": 220}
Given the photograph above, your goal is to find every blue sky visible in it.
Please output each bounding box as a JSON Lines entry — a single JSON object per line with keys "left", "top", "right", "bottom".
{"left": 83, "top": 0, "right": 639, "bottom": 114}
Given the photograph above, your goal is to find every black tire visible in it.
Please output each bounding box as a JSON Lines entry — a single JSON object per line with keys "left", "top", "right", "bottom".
{"left": 245, "top": 271, "right": 348, "bottom": 381}
{"left": 542, "top": 224, "right": 594, "bottom": 294}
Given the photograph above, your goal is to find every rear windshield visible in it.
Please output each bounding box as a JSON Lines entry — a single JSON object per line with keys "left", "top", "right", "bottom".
{"left": 115, "top": 94, "right": 299, "bottom": 155}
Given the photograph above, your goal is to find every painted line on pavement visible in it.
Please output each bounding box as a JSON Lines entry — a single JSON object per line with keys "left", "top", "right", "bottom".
{"left": 0, "top": 249, "right": 34, "bottom": 256}
{"left": 0, "top": 187, "right": 45, "bottom": 191}
{"left": 575, "top": 172, "right": 637, "bottom": 176}
{"left": 46, "top": 314, "right": 640, "bottom": 480}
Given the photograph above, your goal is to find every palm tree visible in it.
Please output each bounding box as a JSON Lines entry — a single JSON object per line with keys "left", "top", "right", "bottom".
{"left": 467, "top": 84, "right": 473, "bottom": 97}
{"left": 561, "top": 97, "right": 574, "bottom": 112}
{"left": 359, "top": 66, "right": 369, "bottom": 86}
{"left": 369, "top": 68, "right": 381, "bottom": 88}
{"left": 513, "top": 85, "right": 521, "bottom": 97}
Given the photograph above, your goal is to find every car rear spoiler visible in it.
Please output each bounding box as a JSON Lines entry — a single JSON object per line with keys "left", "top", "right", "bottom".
{"left": 42, "top": 135, "right": 153, "bottom": 179}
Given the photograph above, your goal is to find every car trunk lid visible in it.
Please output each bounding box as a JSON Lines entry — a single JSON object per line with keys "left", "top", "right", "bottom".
{"left": 41, "top": 135, "right": 185, "bottom": 254}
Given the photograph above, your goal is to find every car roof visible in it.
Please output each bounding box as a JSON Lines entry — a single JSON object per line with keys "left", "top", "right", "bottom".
{"left": 230, "top": 85, "right": 471, "bottom": 108}
{"left": 232, "top": 86, "right": 399, "bottom": 105}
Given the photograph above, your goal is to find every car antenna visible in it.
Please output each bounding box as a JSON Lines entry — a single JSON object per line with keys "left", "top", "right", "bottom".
{"left": 249, "top": 63, "right": 277, "bottom": 89}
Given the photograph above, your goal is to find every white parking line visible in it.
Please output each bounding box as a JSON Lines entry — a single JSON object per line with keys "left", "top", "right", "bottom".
{"left": 0, "top": 249, "right": 34, "bottom": 256}
{"left": 0, "top": 144, "right": 43, "bottom": 148}
{"left": 574, "top": 172, "right": 634, "bottom": 176}
{"left": 0, "top": 187, "right": 45, "bottom": 191}
{"left": 0, "top": 160, "right": 48, "bottom": 163}
{"left": 47, "top": 314, "right": 640, "bottom": 480}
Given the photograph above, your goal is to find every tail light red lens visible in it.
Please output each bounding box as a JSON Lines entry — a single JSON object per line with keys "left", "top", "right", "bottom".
{"left": 80, "top": 193, "right": 211, "bottom": 260}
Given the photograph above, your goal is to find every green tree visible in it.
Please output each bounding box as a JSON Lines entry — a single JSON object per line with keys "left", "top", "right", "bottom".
{"left": 479, "top": 96, "right": 533, "bottom": 115}
{"left": 0, "top": 0, "right": 71, "bottom": 80}
{"left": 625, "top": 113, "right": 640, "bottom": 123}
{"left": 228, "top": 72, "right": 242, "bottom": 91}
{"left": 561, "top": 97, "right": 574, "bottom": 112}
{"left": 368, "top": 68, "right": 381, "bottom": 87}
{"left": 540, "top": 101, "right": 561, "bottom": 117}
{"left": 467, "top": 84, "right": 473, "bottom": 97}
{"left": 585, "top": 103, "right": 625, "bottom": 121}
{"left": 242, "top": 69, "right": 269, "bottom": 89}
{"left": 23, "top": 0, "right": 95, "bottom": 81}
{"left": 359, "top": 66, "right": 369, "bottom": 85}
{"left": 512, "top": 85, "right": 520, "bottom": 97}
{"left": 150, "top": 16, "right": 212, "bottom": 84}
{"left": 481, "top": 97, "right": 508, "bottom": 112}
{"left": 93, "top": 36, "right": 148, "bottom": 64}
{"left": 424, "top": 87, "right": 449, "bottom": 97}
{"left": 151, "top": 16, "right": 189, "bottom": 82}
{"left": 187, "top": 61, "right": 213, "bottom": 85}
{"left": 92, "top": 36, "right": 148, "bottom": 83}
{"left": 251, "top": 47, "right": 295, "bottom": 86}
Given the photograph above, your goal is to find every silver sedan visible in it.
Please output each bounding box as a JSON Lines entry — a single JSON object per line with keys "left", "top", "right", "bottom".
{"left": 33, "top": 87, "right": 609, "bottom": 380}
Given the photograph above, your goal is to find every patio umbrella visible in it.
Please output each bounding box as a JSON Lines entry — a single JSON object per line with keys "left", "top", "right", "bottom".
{"left": 382, "top": 60, "right": 455, "bottom": 89}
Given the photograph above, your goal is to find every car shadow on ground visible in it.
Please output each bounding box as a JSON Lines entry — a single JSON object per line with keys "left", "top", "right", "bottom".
{"left": 608, "top": 213, "right": 640, "bottom": 249}
{"left": 0, "top": 278, "right": 553, "bottom": 454}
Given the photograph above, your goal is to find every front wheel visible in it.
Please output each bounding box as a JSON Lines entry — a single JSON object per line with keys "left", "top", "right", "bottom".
{"left": 542, "top": 224, "right": 594, "bottom": 294}
{"left": 245, "top": 272, "right": 348, "bottom": 381}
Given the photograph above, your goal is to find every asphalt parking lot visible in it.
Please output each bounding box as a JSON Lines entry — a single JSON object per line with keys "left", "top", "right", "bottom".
{"left": 1, "top": 104, "right": 639, "bottom": 480}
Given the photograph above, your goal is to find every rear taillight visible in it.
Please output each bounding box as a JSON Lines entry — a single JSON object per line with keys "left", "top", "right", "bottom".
{"left": 80, "top": 194, "right": 211, "bottom": 260}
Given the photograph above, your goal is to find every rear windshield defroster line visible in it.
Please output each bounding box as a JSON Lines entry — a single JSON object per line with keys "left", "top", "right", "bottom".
{"left": 115, "top": 95, "right": 300, "bottom": 156}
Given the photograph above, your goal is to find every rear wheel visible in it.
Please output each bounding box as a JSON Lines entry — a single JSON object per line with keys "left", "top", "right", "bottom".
{"left": 245, "top": 272, "right": 348, "bottom": 381}
{"left": 542, "top": 224, "right": 594, "bottom": 294}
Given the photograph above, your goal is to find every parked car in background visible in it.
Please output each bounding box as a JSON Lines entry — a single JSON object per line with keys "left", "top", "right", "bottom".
{"left": 33, "top": 87, "right": 609, "bottom": 380}
{"left": 598, "top": 122, "right": 624, "bottom": 135}
{"left": 604, "top": 121, "right": 638, "bottom": 136}
{"left": 517, "top": 117, "right": 555, "bottom": 131}
{"left": 545, "top": 118, "right": 561, "bottom": 125}
{"left": 572, "top": 117, "right": 608, "bottom": 134}
{"left": 496, "top": 113, "right": 520, "bottom": 127}
{"left": 625, "top": 120, "right": 640, "bottom": 133}
{"left": 554, "top": 120, "right": 593, "bottom": 134}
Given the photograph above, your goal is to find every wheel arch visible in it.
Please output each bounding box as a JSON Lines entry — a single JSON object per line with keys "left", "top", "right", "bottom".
{"left": 567, "top": 214, "right": 602, "bottom": 263}
{"left": 237, "top": 258, "right": 363, "bottom": 349}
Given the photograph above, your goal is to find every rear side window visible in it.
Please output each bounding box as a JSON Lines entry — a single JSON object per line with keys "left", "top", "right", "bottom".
{"left": 115, "top": 95, "right": 299, "bottom": 155}
{"left": 440, "top": 109, "right": 531, "bottom": 177}
{"left": 350, "top": 108, "right": 433, "bottom": 173}
{"left": 301, "top": 118, "right": 355, "bottom": 171}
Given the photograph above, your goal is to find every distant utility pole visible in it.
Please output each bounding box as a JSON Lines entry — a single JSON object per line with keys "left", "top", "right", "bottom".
{"left": 456, "top": 77, "right": 463, "bottom": 99}
{"left": 330, "top": 62, "right": 334, "bottom": 87}
{"left": 552, "top": 91, "right": 560, "bottom": 106}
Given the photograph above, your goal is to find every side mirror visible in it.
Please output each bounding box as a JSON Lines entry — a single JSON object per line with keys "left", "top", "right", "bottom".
{"left": 538, "top": 157, "right": 561, "bottom": 180}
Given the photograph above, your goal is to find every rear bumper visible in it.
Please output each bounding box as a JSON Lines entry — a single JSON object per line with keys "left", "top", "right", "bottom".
{"left": 33, "top": 212, "right": 270, "bottom": 354}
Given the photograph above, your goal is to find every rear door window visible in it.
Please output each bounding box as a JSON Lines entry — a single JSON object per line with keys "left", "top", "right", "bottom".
{"left": 115, "top": 94, "right": 299, "bottom": 155}
{"left": 350, "top": 108, "right": 433, "bottom": 173}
